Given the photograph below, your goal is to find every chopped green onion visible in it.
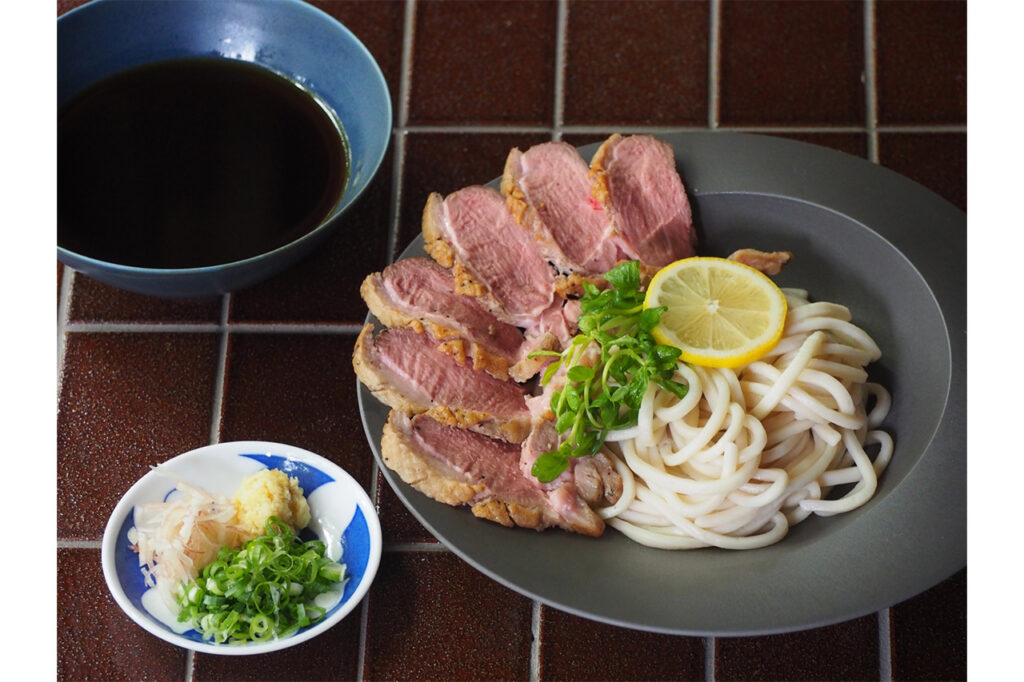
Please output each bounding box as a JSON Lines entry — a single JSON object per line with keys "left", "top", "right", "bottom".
{"left": 529, "top": 261, "right": 689, "bottom": 482}
{"left": 175, "top": 516, "right": 348, "bottom": 644}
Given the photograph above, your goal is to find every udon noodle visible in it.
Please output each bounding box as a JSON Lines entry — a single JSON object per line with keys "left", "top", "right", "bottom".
{"left": 597, "top": 288, "right": 893, "bottom": 550}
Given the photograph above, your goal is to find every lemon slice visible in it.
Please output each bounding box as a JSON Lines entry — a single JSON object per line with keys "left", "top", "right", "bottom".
{"left": 644, "top": 256, "right": 788, "bottom": 368}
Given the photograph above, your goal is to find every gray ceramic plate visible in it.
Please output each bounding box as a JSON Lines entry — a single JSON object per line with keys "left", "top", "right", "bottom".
{"left": 357, "top": 132, "right": 966, "bottom": 636}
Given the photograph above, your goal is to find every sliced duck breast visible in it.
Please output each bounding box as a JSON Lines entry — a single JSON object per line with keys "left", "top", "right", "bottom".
{"left": 382, "top": 411, "right": 607, "bottom": 537}
{"left": 590, "top": 134, "right": 697, "bottom": 267}
{"left": 501, "top": 141, "right": 622, "bottom": 275}
{"left": 361, "top": 257, "right": 526, "bottom": 381}
{"left": 356, "top": 134, "right": 714, "bottom": 541}
{"left": 353, "top": 323, "right": 533, "bottom": 443}
{"left": 519, "top": 420, "right": 623, "bottom": 509}
{"left": 422, "top": 185, "right": 557, "bottom": 328}
{"left": 573, "top": 453, "right": 624, "bottom": 509}
{"left": 531, "top": 299, "right": 580, "bottom": 349}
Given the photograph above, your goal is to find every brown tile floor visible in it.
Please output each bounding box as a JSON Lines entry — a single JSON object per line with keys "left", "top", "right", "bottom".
{"left": 564, "top": 0, "right": 710, "bottom": 126}
{"left": 715, "top": 615, "right": 880, "bottom": 682}
{"left": 718, "top": 0, "right": 866, "bottom": 126}
{"left": 407, "top": 1, "right": 558, "bottom": 126}
{"left": 362, "top": 552, "right": 536, "bottom": 681}
{"left": 58, "top": 333, "right": 221, "bottom": 539}
{"left": 57, "top": 1, "right": 966, "bottom": 680}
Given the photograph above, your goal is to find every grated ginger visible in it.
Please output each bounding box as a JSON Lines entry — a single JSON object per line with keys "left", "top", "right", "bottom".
{"left": 232, "top": 468, "right": 311, "bottom": 539}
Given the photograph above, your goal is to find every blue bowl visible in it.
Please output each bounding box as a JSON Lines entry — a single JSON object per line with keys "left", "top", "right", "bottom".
{"left": 58, "top": 0, "right": 392, "bottom": 297}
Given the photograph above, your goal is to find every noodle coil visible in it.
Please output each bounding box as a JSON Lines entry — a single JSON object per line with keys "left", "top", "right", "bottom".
{"left": 599, "top": 289, "right": 893, "bottom": 550}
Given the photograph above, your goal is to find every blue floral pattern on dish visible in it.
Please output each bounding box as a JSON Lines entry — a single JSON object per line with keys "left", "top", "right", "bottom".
{"left": 240, "top": 453, "right": 335, "bottom": 495}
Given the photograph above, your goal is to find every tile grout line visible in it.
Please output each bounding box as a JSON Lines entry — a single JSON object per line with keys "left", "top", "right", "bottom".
{"left": 405, "top": 124, "right": 556, "bottom": 135}
{"left": 357, "top": 401, "right": 382, "bottom": 680}
{"left": 397, "top": 122, "right": 964, "bottom": 135}
{"left": 398, "top": 0, "right": 416, "bottom": 131}
{"left": 383, "top": 542, "right": 449, "bottom": 552}
{"left": 221, "top": 323, "right": 360, "bottom": 334}
{"left": 183, "top": 650, "right": 196, "bottom": 682}
{"left": 355, "top": 590, "right": 371, "bottom": 682}
{"left": 207, "top": 294, "right": 232, "bottom": 446}
{"left": 529, "top": 601, "right": 542, "bottom": 682}
{"left": 397, "top": 122, "right": 958, "bottom": 134}
{"left": 386, "top": 130, "right": 406, "bottom": 265}
{"left": 865, "top": 7, "right": 889, "bottom": 682}
{"left": 386, "top": 130, "right": 405, "bottom": 265}
{"left": 704, "top": 636, "right": 716, "bottom": 682}
{"left": 552, "top": 0, "right": 568, "bottom": 140}
{"left": 63, "top": 322, "right": 366, "bottom": 334}
{"left": 864, "top": 0, "right": 880, "bottom": 163}
{"left": 64, "top": 322, "right": 220, "bottom": 333}
{"left": 56, "top": 267, "right": 75, "bottom": 397}
{"left": 56, "top": 539, "right": 101, "bottom": 549}
{"left": 878, "top": 608, "right": 893, "bottom": 681}
{"left": 708, "top": 0, "right": 721, "bottom": 129}
{"left": 385, "top": 0, "right": 417, "bottom": 264}
{"left": 876, "top": 124, "right": 965, "bottom": 133}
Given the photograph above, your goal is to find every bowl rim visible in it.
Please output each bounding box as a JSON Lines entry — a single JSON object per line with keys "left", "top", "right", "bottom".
{"left": 99, "top": 440, "right": 383, "bottom": 655}
{"left": 57, "top": 0, "right": 393, "bottom": 276}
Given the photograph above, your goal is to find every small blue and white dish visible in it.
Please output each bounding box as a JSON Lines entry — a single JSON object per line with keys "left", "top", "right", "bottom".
{"left": 101, "top": 441, "right": 382, "bottom": 655}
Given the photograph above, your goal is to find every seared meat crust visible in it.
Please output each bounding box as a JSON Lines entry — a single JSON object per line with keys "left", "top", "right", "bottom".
{"left": 353, "top": 323, "right": 533, "bottom": 443}
{"left": 382, "top": 411, "right": 607, "bottom": 537}
{"left": 728, "top": 248, "right": 793, "bottom": 275}
{"left": 360, "top": 270, "right": 513, "bottom": 382}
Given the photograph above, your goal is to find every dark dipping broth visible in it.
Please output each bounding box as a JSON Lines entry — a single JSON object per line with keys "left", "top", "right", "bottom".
{"left": 59, "top": 57, "right": 349, "bottom": 269}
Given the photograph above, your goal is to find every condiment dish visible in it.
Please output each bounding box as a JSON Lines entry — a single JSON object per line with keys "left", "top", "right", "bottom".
{"left": 101, "top": 441, "right": 382, "bottom": 655}
{"left": 58, "top": 0, "right": 392, "bottom": 297}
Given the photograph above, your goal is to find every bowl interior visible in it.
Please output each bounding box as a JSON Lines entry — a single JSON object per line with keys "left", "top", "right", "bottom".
{"left": 101, "top": 442, "right": 382, "bottom": 655}
{"left": 58, "top": 0, "right": 390, "bottom": 220}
